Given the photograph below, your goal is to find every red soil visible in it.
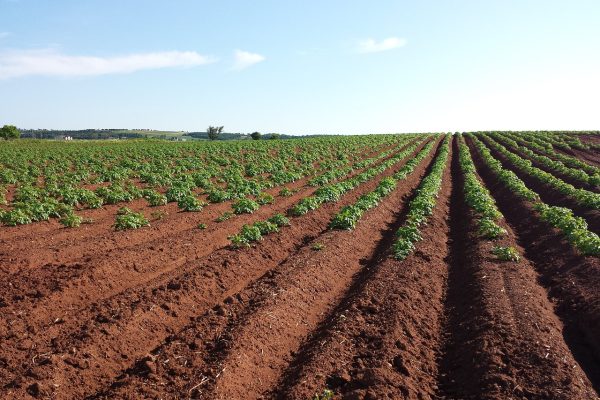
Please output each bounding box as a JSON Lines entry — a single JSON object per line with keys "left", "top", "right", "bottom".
{"left": 1, "top": 136, "right": 599, "bottom": 400}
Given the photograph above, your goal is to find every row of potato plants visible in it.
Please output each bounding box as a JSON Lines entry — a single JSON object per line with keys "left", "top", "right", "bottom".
{"left": 504, "top": 132, "right": 600, "bottom": 178}
{"left": 216, "top": 137, "right": 417, "bottom": 225}
{"left": 490, "top": 132, "right": 600, "bottom": 187}
{"left": 457, "top": 136, "right": 519, "bottom": 262}
{"left": 392, "top": 135, "right": 450, "bottom": 260}
{"left": 480, "top": 134, "right": 600, "bottom": 210}
{"left": 328, "top": 140, "right": 436, "bottom": 230}
{"left": 0, "top": 135, "right": 407, "bottom": 227}
{"left": 227, "top": 136, "right": 432, "bottom": 246}
{"left": 551, "top": 131, "right": 595, "bottom": 151}
{"left": 469, "top": 135, "right": 600, "bottom": 256}
{"left": 288, "top": 138, "right": 427, "bottom": 217}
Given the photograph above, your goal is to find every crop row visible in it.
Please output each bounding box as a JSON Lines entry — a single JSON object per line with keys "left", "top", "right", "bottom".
{"left": 392, "top": 135, "right": 451, "bottom": 260}
{"left": 458, "top": 136, "right": 520, "bottom": 261}
{"left": 288, "top": 138, "right": 428, "bottom": 217}
{"left": 328, "top": 141, "right": 436, "bottom": 230}
{"left": 502, "top": 132, "right": 600, "bottom": 178}
{"left": 469, "top": 134, "right": 600, "bottom": 256}
{"left": 481, "top": 134, "right": 600, "bottom": 210}
{"left": 489, "top": 132, "right": 599, "bottom": 186}
{"left": 228, "top": 136, "right": 433, "bottom": 246}
{"left": 0, "top": 135, "right": 412, "bottom": 227}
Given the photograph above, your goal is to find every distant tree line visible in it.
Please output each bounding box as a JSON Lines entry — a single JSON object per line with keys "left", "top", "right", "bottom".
{"left": 20, "top": 129, "right": 146, "bottom": 140}
{"left": 1, "top": 125, "right": 20, "bottom": 140}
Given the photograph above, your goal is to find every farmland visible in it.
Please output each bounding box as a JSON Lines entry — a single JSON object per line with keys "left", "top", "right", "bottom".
{"left": 0, "top": 132, "right": 599, "bottom": 399}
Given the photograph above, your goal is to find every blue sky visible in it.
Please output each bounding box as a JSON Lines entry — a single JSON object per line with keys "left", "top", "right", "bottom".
{"left": 1, "top": 0, "right": 599, "bottom": 134}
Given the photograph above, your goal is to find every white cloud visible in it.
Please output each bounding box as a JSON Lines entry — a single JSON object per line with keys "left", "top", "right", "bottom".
{"left": 357, "top": 37, "right": 407, "bottom": 54}
{"left": 0, "top": 32, "right": 10, "bottom": 39}
{"left": 232, "top": 49, "right": 265, "bottom": 70}
{"left": 0, "top": 49, "right": 217, "bottom": 79}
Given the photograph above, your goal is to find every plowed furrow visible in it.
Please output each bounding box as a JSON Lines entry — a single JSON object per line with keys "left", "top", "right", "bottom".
{"left": 85, "top": 139, "right": 442, "bottom": 400}
{"left": 0, "top": 140, "right": 419, "bottom": 328}
{"left": 270, "top": 142, "right": 452, "bottom": 400}
{"left": 480, "top": 136, "right": 600, "bottom": 233}
{"left": 436, "top": 138, "right": 597, "bottom": 399}
{"left": 0, "top": 139, "right": 432, "bottom": 399}
{"left": 467, "top": 136, "right": 600, "bottom": 394}
{"left": 558, "top": 147, "right": 600, "bottom": 168}
{"left": 0, "top": 142, "right": 397, "bottom": 274}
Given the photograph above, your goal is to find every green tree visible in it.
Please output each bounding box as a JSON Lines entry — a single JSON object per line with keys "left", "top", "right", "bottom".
{"left": 207, "top": 125, "right": 224, "bottom": 140}
{"left": 250, "top": 131, "right": 262, "bottom": 140}
{"left": 269, "top": 133, "right": 281, "bottom": 140}
{"left": 0, "top": 125, "right": 20, "bottom": 140}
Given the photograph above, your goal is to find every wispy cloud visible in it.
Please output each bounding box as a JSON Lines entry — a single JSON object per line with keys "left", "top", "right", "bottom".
{"left": 232, "top": 49, "right": 265, "bottom": 70}
{"left": 356, "top": 37, "right": 407, "bottom": 54}
{"left": 0, "top": 49, "right": 217, "bottom": 79}
{"left": 0, "top": 32, "right": 11, "bottom": 39}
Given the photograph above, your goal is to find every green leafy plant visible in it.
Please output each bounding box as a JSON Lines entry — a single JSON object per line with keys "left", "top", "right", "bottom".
{"left": 143, "top": 189, "right": 168, "bottom": 206}
{"left": 232, "top": 198, "right": 260, "bottom": 214}
{"left": 60, "top": 213, "right": 82, "bottom": 228}
{"left": 392, "top": 136, "right": 450, "bottom": 260}
{"left": 229, "top": 224, "right": 262, "bottom": 248}
{"left": 254, "top": 220, "right": 279, "bottom": 235}
{"left": 256, "top": 192, "right": 274, "bottom": 205}
{"left": 114, "top": 208, "right": 149, "bottom": 230}
{"left": 178, "top": 195, "right": 206, "bottom": 211}
{"left": 267, "top": 213, "right": 290, "bottom": 227}
{"left": 313, "top": 389, "right": 334, "bottom": 400}
{"left": 279, "top": 187, "right": 294, "bottom": 197}
{"left": 491, "top": 246, "right": 520, "bottom": 262}
{"left": 150, "top": 210, "right": 168, "bottom": 220}
{"left": 216, "top": 211, "right": 234, "bottom": 222}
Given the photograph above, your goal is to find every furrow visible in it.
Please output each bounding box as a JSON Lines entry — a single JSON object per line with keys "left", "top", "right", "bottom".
{"left": 0, "top": 139, "right": 432, "bottom": 399}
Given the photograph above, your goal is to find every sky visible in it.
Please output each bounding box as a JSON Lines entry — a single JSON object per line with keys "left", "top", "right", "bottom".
{"left": 1, "top": 0, "right": 599, "bottom": 134}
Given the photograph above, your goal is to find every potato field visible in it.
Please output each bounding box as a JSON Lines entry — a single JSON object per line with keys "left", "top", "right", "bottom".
{"left": 1, "top": 132, "right": 599, "bottom": 399}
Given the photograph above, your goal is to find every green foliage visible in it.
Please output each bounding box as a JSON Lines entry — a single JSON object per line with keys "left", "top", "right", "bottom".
{"left": 534, "top": 203, "right": 600, "bottom": 256}
{"left": 329, "top": 140, "right": 435, "bottom": 231}
{"left": 313, "top": 389, "right": 334, "bottom": 400}
{"left": 207, "top": 189, "right": 230, "bottom": 203}
{"left": 250, "top": 131, "right": 262, "bottom": 140}
{"left": 472, "top": 133, "right": 600, "bottom": 256}
{"left": 470, "top": 136, "right": 539, "bottom": 202}
{"left": 457, "top": 137, "right": 506, "bottom": 240}
{"left": 0, "top": 134, "right": 418, "bottom": 230}
{"left": 197, "top": 223, "right": 207, "bottom": 229}
{"left": 257, "top": 192, "right": 274, "bottom": 205}
{"left": 253, "top": 220, "right": 279, "bottom": 235}
{"left": 482, "top": 135, "right": 600, "bottom": 210}
{"left": 60, "top": 213, "right": 82, "bottom": 228}
{"left": 177, "top": 195, "right": 206, "bottom": 211}
{"left": 491, "top": 246, "right": 520, "bottom": 262}
{"left": 114, "top": 208, "right": 149, "bottom": 230}
{"left": 290, "top": 196, "right": 321, "bottom": 216}
{"left": 279, "top": 187, "right": 294, "bottom": 197}
{"left": 0, "top": 125, "right": 20, "bottom": 140}
{"left": 229, "top": 224, "right": 263, "bottom": 248}
{"left": 207, "top": 125, "right": 224, "bottom": 140}
{"left": 143, "top": 189, "right": 168, "bottom": 206}
{"left": 216, "top": 211, "right": 233, "bottom": 222}
{"left": 1, "top": 208, "right": 33, "bottom": 226}
{"left": 232, "top": 197, "right": 260, "bottom": 214}
{"left": 267, "top": 213, "right": 290, "bottom": 227}
{"left": 393, "top": 136, "right": 450, "bottom": 260}
{"left": 477, "top": 217, "right": 507, "bottom": 239}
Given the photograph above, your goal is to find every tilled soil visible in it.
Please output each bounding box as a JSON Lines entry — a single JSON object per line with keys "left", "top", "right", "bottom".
{"left": 1, "top": 135, "right": 599, "bottom": 400}
{"left": 480, "top": 135, "right": 600, "bottom": 234}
